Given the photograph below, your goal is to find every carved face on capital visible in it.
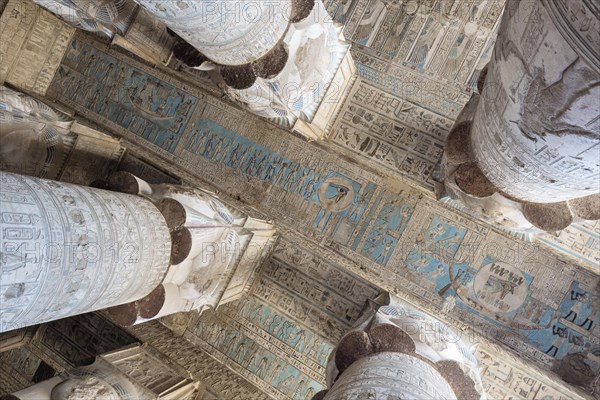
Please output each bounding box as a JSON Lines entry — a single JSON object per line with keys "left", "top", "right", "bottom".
{"left": 51, "top": 376, "right": 120, "bottom": 400}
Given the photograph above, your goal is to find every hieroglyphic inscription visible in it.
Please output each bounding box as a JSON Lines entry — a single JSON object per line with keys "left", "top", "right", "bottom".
{"left": 258, "top": 237, "right": 381, "bottom": 342}
{"left": 49, "top": 36, "right": 199, "bottom": 154}
{"left": 189, "top": 301, "right": 327, "bottom": 399}
{"left": 330, "top": 80, "right": 452, "bottom": 188}
{"left": 136, "top": 0, "right": 291, "bottom": 65}
{"left": 128, "top": 320, "right": 268, "bottom": 400}
{"left": 540, "top": 220, "right": 600, "bottom": 272}
{"left": 45, "top": 33, "right": 600, "bottom": 393}
{"left": 471, "top": 0, "right": 600, "bottom": 201}
{"left": 476, "top": 344, "right": 589, "bottom": 400}
{"left": 321, "top": 0, "right": 506, "bottom": 120}
{"left": 103, "top": 345, "right": 194, "bottom": 396}
{"left": 0, "top": 0, "right": 74, "bottom": 95}
{"left": 354, "top": 60, "right": 470, "bottom": 119}
{"left": 326, "top": 0, "right": 505, "bottom": 102}
{"left": 202, "top": 236, "right": 384, "bottom": 398}
{"left": 0, "top": 172, "right": 171, "bottom": 332}
{"left": 34, "top": 312, "right": 138, "bottom": 368}
{"left": 385, "top": 198, "right": 600, "bottom": 390}
{"left": 325, "top": 352, "right": 455, "bottom": 399}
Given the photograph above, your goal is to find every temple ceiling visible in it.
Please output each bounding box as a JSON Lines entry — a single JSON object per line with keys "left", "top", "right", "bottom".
{"left": 0, "top": 0, "right": 598, "bottom": 398}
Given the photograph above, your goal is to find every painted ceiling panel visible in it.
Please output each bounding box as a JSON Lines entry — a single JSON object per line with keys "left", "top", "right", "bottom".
{"left": 37, "top": 3, "right": 599, "bottom": 397}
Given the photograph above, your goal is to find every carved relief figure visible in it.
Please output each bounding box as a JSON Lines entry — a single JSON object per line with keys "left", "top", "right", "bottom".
{"left": 407, "top": 16, "right": 450, "bottom": 68}
{"left": 562, "top": 289, "right": 596, "bottom": 331}
{"left": 546, "top": 325, "right": 569, "bottom": 358}
{"left": 519, "top": 59, "right": 600, "bottom": 142}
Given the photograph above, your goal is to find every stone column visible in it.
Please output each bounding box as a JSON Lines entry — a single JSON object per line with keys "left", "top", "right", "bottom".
{"left": 316, "top": 294, "right": 485, "bottom": 400}
{"left": 97, "top": 172, "right": 277, "bottom": 326}
{"left": 323, "top": 353, "right": 457, "bottom": 399}
{"left": 135, "top": 0, "right": 353, "bottom": 138}
{"left": 440, "top": 0, "right": 599, "bottom": 232}
{"left": 0, "top": 171, "right": 171, "bottom": 333}
{"left": 5, "top": 344, "right": 213, "bottom": 400}
{"left": 471, "top": 0, "right": 599, "bottom": 203}
{"left": 132, "top": 0, "right": 291, "bottom": 66}
{"left": 221, "top": 0, "right": 352, "bottom": 135}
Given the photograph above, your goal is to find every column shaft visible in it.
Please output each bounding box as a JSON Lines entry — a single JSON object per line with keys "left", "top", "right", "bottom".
{"left": 134, "top": 0, "right": 291, "bottom": 66}
{"left": 0, "top": 172, "right": 171, "bottom": 332}
{"left": 324, "top": 352, "right": 456, "bottom": 399}
{"left": 471, "top": 0, "right": 600, "bottom": 202}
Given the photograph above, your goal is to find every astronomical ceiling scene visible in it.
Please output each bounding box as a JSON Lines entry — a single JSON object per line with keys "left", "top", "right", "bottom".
{"left": 0, "top": 0, "right": 598, "bottom": 399}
